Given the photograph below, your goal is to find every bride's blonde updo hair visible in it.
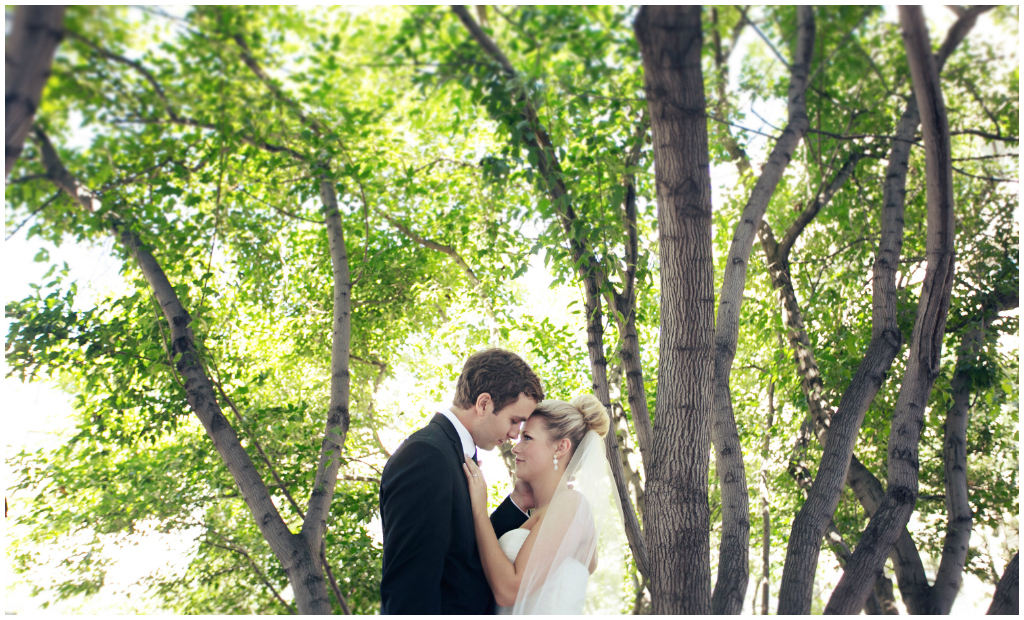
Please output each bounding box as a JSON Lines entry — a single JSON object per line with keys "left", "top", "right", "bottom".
{"left": 531, "top": 394, "right": 610, "bottom": 450}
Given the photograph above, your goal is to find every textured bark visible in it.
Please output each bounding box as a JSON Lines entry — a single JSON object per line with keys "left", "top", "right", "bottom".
{"left": 824, "top": 8, "right": 958, "bottom": 613}
{"left": 5, "top": 6, "right": 66, "bottom": 177}
{"left": 608, "top": 115, "right": 653, "bottom": 481}
{"left": 33, "top": 128, "right": 331, "bottom": 611}
{"left": 931, "top": 293, "right": 1017, "bottom": 612}
{"left": 847, "top": 456, "right": 931, "bottom": 613}
{"left": 706, "top": 7, "right": 815, "bottom": 614}
{"left": 987, "top": 553, "right": 1019, "bottom": 615}
{"left": 231, "top": 33, "right": 355, "bottom": 613}
{"left": 294, "top": 178, "right": 352, "bottom": 615}
{"left": 587, "top": 278, "right": 651, "bottom": 581}
{"left": 774, "top": 8, "right": 988, "bottom": 613}
{"left": 778, "top": 157, "right": 906, "bottom": 609}
{"left": 930, "top": 328, "right": 979, "bottom": 612}
{"left": 786, "top": 429, "right": 898, "bottom": 615}
{"left": 778, "top": 62, "right": 909, "bottom": 620}
{"left": 451, "top": 4, "right": 651, "bottom": 574}
{"left": 761, "top": 170, "right": 931, "bottom": 613}
{"left": 635, "top": 6, "right": 715, "bottom": 614}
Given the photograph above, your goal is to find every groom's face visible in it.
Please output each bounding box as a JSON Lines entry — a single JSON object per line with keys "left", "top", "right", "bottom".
{"left": 473, "top": 393, "right": 536, "bottom": 450}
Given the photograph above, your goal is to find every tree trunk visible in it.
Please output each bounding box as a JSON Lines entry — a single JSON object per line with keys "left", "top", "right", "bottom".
{"left": 33, "top": 127, "right": 331, "bottom": 611}
{"left": 987, "top": 553, "right": 1019, "bottom": 615}
{"left": 588, "top": 279, "right": 651, "bottom": 581}
{"left": 634, "top": 6, "right": 715, "bottom": 614}
{"left": 772, "top": 7, "right": 989, "bottom": 612}
{"left": 704, "top": 7, "right": 815, "bottom": 613}
{"left": 824, "top": 8, "right": 958, "bottom": 613}
{"left": 930, "top": 327, "right": 980, "bottom": 613}
{"left": 934, "top": 292, "right": 1018, "bottom": 611}
{"left": 287, "top": 177, "right": 353, "bottom": 614}
{"left": 5, "top": 5, "right": 66, "bottom": 177}
{"left": 759, "top": 378, "right": 774, "bottom": 616}
{"left": 450, "top": 4, "right": 651, "bottom": 574}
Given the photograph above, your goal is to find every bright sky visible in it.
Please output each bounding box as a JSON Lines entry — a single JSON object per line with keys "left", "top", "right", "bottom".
{"left": 4, "top": 4, "right": 1017, "bottom": 615}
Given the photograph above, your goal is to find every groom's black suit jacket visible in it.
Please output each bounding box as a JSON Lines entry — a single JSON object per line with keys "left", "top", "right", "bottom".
{"left": 379, "top": 414, "right": 528, "bottom": 615}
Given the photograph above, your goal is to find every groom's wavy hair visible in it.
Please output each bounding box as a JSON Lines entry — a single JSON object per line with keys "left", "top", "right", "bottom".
{"left": 454, "top": 348, "right": 544, "bottom": 414}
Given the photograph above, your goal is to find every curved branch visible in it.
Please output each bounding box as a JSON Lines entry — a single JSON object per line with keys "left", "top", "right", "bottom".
{"left": 34, "top": 125, "right": 297, "bottom": 568}
{"left": 66, "top": 30, "right": 180, "bottom": 121}
{"left": 709, "top": 7, "right": 815, "bottom": 614}
{"left": 201, "top": 537, "right": 296, "bottom": 613}
{"left": 825, "top": 8, "right": 958, "bottom": 613}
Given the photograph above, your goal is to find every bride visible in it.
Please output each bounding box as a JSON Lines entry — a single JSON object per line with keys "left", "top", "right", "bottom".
{"left": 462, "top": 395, "right": 629, "bottom": 614}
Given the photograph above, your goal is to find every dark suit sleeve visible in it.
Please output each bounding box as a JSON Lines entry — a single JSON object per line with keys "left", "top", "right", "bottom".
{"left": 380, "top": 441, "right": 452, "bottom": 615}
{"left": 490, "top": 495, "right": 529, "bottom": 540}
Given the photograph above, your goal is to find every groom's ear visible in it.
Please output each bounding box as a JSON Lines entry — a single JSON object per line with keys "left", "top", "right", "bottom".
{"left": 474, "top": 392, "right": 492, "bottom": 416}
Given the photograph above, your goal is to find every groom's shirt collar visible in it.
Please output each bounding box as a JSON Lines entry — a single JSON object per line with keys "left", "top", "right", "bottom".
{"left": 440, "top": 409, "right": 477, "bottom": 457}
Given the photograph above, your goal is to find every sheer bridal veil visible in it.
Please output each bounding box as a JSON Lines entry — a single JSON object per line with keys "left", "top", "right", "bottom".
{"left": 512, "top": 430, "right": 631, "bottom": 614}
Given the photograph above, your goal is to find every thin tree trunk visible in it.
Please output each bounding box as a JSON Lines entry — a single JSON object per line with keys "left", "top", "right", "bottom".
{"left": 824, "top": 8, "right": 958, "bottom": 613}
{"left": 846, "top": 456, "right": 931, "bottom": 613}
{"left": 933, "top": 293, "right": 1018, "bottom": 612}
{"left": 761, "top": 178, "right": 933, "bottom": 614}
{"left": 707, "top": 7, "right": 815, "bottom": 613}
{"left": 608, "top": 115, "right": 653, "bottom": 485}
{"left": 987, "top": 552, "right": 1019, "bottom": 615}
{"left": 33, "top": 127, "right": 324, "bottom": 610}
{"left": 584, "top": 274, "right": 651, "bottom": 581}
{"left": 771, "top": 7, "right": 989, "bottom": 612}
{"left": 288, "top": 177, "right": 352, "bottom": 615}
{"left": 230, "top": 31, "right": 357, "bottom": 613}
{"left": 450, "top": 4, "right": 651, "bottom": 574}
{"left": 759, "top": 378, "right": 774, "bottom": 616}
{"left": 5, "top": 5, "right": 66, "bottom": 178}
{"left": 635, "top": 6, "right": 715, "bottom": 614}
{"left": 785, "top": 423, "right": 899, "bottom": 614}
{"left": 931, "top": 327, "right": 981, "bottom": 613}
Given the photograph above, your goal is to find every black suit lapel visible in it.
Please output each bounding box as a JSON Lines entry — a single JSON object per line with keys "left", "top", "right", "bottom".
{"left": 430, "top": 413, "right": 468, "bottom": 462}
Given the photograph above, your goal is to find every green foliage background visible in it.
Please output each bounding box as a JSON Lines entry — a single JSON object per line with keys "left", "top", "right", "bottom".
{"left": 5, "top": 5, "right": 1018, "bottom": 614}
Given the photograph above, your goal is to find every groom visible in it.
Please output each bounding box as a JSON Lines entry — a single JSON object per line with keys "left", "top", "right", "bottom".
{"left": 379, "top": 348, "right": 544, "bottom": 614}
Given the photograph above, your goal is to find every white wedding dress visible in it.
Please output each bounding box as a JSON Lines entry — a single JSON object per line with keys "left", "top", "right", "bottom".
{"left": 496, "top": 528, "right": 589, "bottom": 615}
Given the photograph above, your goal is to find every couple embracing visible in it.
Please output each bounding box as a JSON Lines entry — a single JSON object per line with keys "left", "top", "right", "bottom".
{"left": 379, "top": 348, "right": 628, "bottom": 615}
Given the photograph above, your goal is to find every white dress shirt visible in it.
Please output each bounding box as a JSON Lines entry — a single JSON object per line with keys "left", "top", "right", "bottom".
{"left": 440, "top": 409, "right": 477, "bottom": 457}
{"left": 439, "top": 408, "right": 528, "bottom": 517}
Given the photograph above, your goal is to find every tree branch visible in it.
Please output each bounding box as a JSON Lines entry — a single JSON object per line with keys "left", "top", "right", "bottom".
{"left": 951, "top": 166, "right": 1017, "bottom": 184}
{"left": 739, "top": 7, "right": 791, "bottom": 70}
{"left": 825, "top": 7, "right": 959, "bottom": 613}
{"left": 200, "top": 536, "right": 295, "bottom": 613}
{"left": 5, "top": 190, "right": 62, "bottom": 241}
{"left": 453, "top": 3, "right": 649, "bottom": 578}
{"left": 66, "top": 30, "right": 180, "bottom": 121}
{"left": 211, "top": 375, "right": 306, "bottom": 520}
{"left": 778, "top": 150, "right": 862, "bottom": 261}
{"left": 321, "top": 539, "right": 352, "bottom": 615}
{"left": 5, "top": 6, "right": 66, "bottom": 177}
{"left": 709, "top": 8, "right": 815, "bottom": 612}
{"left": 33, "top": 124, "right": 298, "bottom": 574}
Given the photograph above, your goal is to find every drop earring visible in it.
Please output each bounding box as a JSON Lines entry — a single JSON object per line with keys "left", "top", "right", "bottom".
{"left": 553, "top": 454, "right": 559, "bottom": 470}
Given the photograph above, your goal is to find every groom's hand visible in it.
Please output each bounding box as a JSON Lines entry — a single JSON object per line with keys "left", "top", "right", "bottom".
{"left": 510, "top": 479, "right": 536, "bottom": 512}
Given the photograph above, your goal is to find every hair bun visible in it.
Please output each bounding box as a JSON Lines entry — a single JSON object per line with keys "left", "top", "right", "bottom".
{"left": 571, "top": 393, "right": 610, "bottom": 438}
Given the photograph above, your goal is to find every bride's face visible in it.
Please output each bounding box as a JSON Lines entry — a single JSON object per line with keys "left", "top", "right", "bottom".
{"left": 511, "top": 417, "right": 559, "bottom": 483}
